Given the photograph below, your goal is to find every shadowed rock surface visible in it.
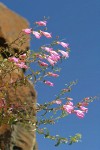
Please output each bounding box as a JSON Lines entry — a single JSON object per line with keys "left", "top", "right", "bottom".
{"left": 0, "top": 2, "right": 30, "bottom": 51}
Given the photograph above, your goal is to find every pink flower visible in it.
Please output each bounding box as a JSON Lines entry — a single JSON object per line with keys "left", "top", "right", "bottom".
{"left": 47, "top": 72, "right": 59, "bottom": 77}
{"left": 22, "top": 28, "right": 32, "bottom": 34}
{"left": 32, "top": 31, "right": 41, "bottom": 39}
{"left": 63, "top": 104, "right": 74, "bottom": 114}
{"left": 50, "top": 50, "right": 59, "bottom": 56}
{"left": 79, "top": 106, "right": 88, "bottom": 113}
{"left": 74, "top": 110, "right": 85, "bottom": 118}
{"left": 8, "top": 57, "right": 19, "bottom": 63}
{"left": 49, "top": 54, "right": 60, "bottom": 62}
{"left": 44, "top": 80, "right": 54, "bottom": 86}
{"left": 46, "top": 57, "right": 55, "bottom": 66}
{"left": 58, "top": 50, "right": 69, "bottom": 58}
{"left": 41, "top": 46, "right": 53, "bottom": 52}
{"left": 67, "top": 101, "right": 74, "bottom": 106}
{"left": 15, "top": 62, "right": 28, "bottom": 69}
{"left": 40, "top": 31, "right": 52, "bottom": 38}
{"left": 54, "top": 100, "right": 62, "bottom": 105}
{"left": 20, "top": 53, "right": 27, "bottom": 59}
{"left": 57, "top": 41, "right": 69, "bottom": 48}
{"left": 36, "top": 54, "right": 44, "bottom": 59}
{"left": 67, "top": 97, "right": 73, "bottom": 101}
{"left": 35, "top": 21, "right": 47, "bottom": 26}
{"left": 38, "top": 60, "right": 48, "bottom": 67}
{"left": 81, "top": 102, "right": 88, "bottom": 106}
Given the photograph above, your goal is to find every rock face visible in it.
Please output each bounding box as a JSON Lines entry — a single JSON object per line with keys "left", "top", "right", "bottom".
{"left": 0, "top": 3, "right": 38, "bottom": 150}
{"left": 0, "top": 2, "right": 29, "bottom": 51}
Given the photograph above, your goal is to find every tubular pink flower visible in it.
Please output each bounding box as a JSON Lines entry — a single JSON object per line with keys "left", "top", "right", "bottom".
{"left": 41, "top": 47, "right": 60, "bottom": 61}
{"left": 44, "top": 80, "right": 54, "bottom": 86}
{"left": 20, "top": 53, "right": 27, "bottom": 59}
{"left": 57, "top": 41, "right": 69, "bottom": 48}
{"left": 32, "top": 31, "right": 41, "bottom": 39}
{"left": 54, "top": 100, "right": 62, "bottom": 105}
{"left": 38, "top": 60, "right": 48, "bottom": 67}
{"left": 50, "top": 50, "right": 59, "bottom": 56}
{"left": 63, "top": 104, "right": 74, "bottom": 114}
{"left": 79, "top": 106, "right": 88, "bottom": 113}
{"left": 36, "top": 54, "right": 44, "bottom": 59}
{"left": 15, "top": 62, "right": 28, "bottom": 69}
{"left": 47, "top": 72, "right": 59, "bottom": 77}
{"left": 74, "top": 110, "right": 85, "bottom": 118}
{"left": 41, "top": 46, "right": 53, "bottom": 52}
{"left": 67, "top": 101, "right": 74, "bottom": 106}
{"left": 22, "top": 28, "right": 32, "bottom": 34}
{"left": 8, "top": 57, "right": 19, "bottom": 63}
{"left": 58, "top": 50, "right": 69, "bottom": 58}
{"left": 49, "top": 54, "right": 60, "bottom": 62}
{"left": 81, "top": 102, "right": 88, "bottom": 106}
{"left": 46, "top": 57, "right": 55, "bottom": 66}
{"left": 40, "top": 31, "right": 52, "bottom": 38}
{"left": 67, "top": 97, "right": 73, "bottom": 101}
{"left": 35, "top": 21, "right": 47, "bottom": 26}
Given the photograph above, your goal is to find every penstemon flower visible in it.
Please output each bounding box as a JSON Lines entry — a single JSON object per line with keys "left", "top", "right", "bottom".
{"left": 46, "top": 57, "right": 56, "bottom": 66}
{"left": 67, "top": 101, "right": 74, "bottom": 106}
{"left": 40, "top": 30, "right": 52, "bottom": 38}
{"left": 50, "top": 50, "right": 60, "bottom": 56}
{"left": 36, "top": 54, "right": 44, "bottom": 59}
{"left": 47, "top": 72, "right": 59, "bottom": 77}
{"left": 15, "top": 62, "right": 28, "bottom": 69}
{"left": 67, "top": 97, "right": 73, "bottom": 101}
{"left": 32, "top": 31, "right": 41, "bottom": 39}
{"left": 58, "top": 50, "right": 69, "bottom": 58}
{"left": 79, "top": 106, "right": 88, "bottom": 113}
{"left": 38, "top": 60, "right": 48, "bottom": 67}
{"left": 22, "top": 28, "right": 32, "bottom": 34}
{"left": 35, "top": 20, "right": 47, "bottom": 26}
{"left": 53, "top": 100, "right": 62, "bottom": 104}
{"left": 81, "top": 102, "right": 88, "bottom": 106}
{"left": 8, "top": 57, "right": 19, "bottom": 63}
{"left": 74, "top": 110, "right": 85, "bottom": 118}
{"left": 41, "top": 46, "right": 53, "bottom": 52}
{"left": 44, "top": 80, "right": 54, "bottom": 86}
{"left": 57, "top": 41, "right": 69, "bottom": 48}
{"left": 63, "top": 104, "right": 74, "bottom": 114}
{"left": 49, "top": 54, "right": 60, "bottom": 62}
{"left": 19, "top": 53, "right": 27, "bottom": 59}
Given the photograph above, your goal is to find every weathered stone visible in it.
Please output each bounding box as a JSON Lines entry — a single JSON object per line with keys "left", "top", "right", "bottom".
{"left": 0, "top": 2, "right": 30, "bottom": 51}
{"left": 0, "top": 67, "right": 37, "bottom": 150}
{"left": 0, "top": 3, "right": 38, "bottom": 150}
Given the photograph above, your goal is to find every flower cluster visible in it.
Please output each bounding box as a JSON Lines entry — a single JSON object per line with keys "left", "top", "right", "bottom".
{"left": 53, "top": 96, "right": 88, "bottom": 119}
{"left": 63, "top": 101, "right": 88, "bottom": 118}
{"left": 22, "top": 20, "right": 69, "bottom": 86}
{"left": 0, "top": 18, "right": 96, "bottom": 148}
{"left": 40, "top": 46, "right": 69, "bottom": 66}
{"left": 22, "top": 20, "right": 51, "bottom": 39}
{"left": 8, "top": 53, "right": 28, "bottom": 69}
{"left": 22, "top": 20, "right": 94, "bottom": 121}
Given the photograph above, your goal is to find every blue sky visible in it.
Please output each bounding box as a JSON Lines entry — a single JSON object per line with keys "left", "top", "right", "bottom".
{"left": 1, "top": 0, "right": 100, "bottom": 150}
